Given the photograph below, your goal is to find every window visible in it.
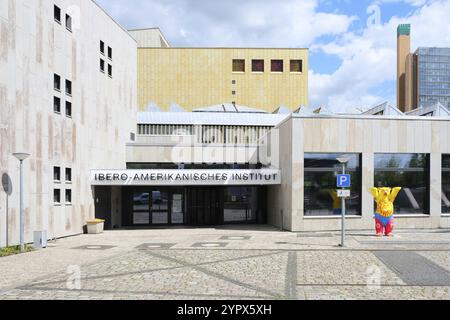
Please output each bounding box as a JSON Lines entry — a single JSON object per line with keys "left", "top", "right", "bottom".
{"left": 304, "top": 153, "right": 362, "bottom": 216}
{"left": 65, "top": 101, "right": 72, "bottom": 118}
{"left": 443, "top": 155, "right": 450, "bottom": 214}
{"left": 374, "top": 153, "right": 430, "bottom": 215}
{"left": 53, "top": 97, "right": 61, "bottom": 114}
{"left": 53, "top": 167, "right": 61, "bottom": 182}
{"left": 100, "top": 59, "right": 105, "bottom": 73}
{"left": 252, "top": 60, "right": 264, "bottom": 72}
{"left": 65, "top": 190, "right": 72, "bottom": 204}
{"left": 271, "top": 60, "right": 283, "bottom": 72}
{"left": 65, "top": 79, "right": 72, "bottom": 96}
{"left": 232, "top": 59, "right": 245, "bottom": 72}
{"left": 65, "top": 14, "right": 72, "bottom": 32}
{"left": 54, "top": 5, "right": 61, "bottom": 23}
{"left": 65, "top": 168, "right": 72, "bottom": 183}
{"left": 100, "top": 41, "right": 105, "bottom": 55}
{"left": 108, "top": 64, "right": 112, "bottom": 78}
{"left": 54, "top": 189, "right": 61, "bottom": 205}
{"left": 108, "top": 47, "right": 112, "bottom": 60}
{"left": 232, "top": 91, "right": 236, "bottom": 95}
{"left": 232, "top": 80, "right": 236, "bottom": 85}
{"left": 290, "top": 60, "right": 303, "bottom": 73}
{"left": 54, "top": 74, "right": 61, "bottom": 91}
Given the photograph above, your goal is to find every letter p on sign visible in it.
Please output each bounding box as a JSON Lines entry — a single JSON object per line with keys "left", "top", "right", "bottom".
{"left": 337, "top": 174, "right": 351, "bottom": 188}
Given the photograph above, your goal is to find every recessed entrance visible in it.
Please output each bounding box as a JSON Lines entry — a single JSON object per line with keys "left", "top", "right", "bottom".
{"left": 121, "top": 186, "right": 267, "bottom": 227}
{"left": 128, "top": 188, "right": 185, "bottom": 226}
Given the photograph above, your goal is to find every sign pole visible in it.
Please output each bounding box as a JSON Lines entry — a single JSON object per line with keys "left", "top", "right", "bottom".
{"left": 340, "top": 163, "right": 346, "bottom": 247}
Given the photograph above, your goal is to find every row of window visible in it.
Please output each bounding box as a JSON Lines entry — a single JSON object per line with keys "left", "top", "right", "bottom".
{"left": 54, "top": 5, "right": 72, "bottom": 32}
{"left": 304, "top": 153, "right": 450, "bottom": 217}
{"left": 100, "top": 59, "right": 113, "bottom": 77}
{"left": 232, "top": 59, "right": 303, "bottom": 73}
{"left": 54, "top": 189, "right": 72, "bottom": 205}
{"left": 100, "top": 41, "right": 113, "bottom": 78}
{"left": 53, "top": 167, "right": 72, "bottom": 205}
{"left": 53, "top": 74, "right": 72, "bottom": 117}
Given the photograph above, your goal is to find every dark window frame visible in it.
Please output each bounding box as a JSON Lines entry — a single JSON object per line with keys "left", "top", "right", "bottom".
{"left": 54, "top": 189, "right": 61, "bottom": 205}
{"left": 65, "top": 101, "right": 72, "bottom": 118}
{"left": 304, "top": 153, "right": 362, "bottom": 217}
{"left": 290, "top": 59, "right": 303, "bottom": 73}
{"left": 442, "top": 154, "right": 450, "bottom": 214}
{"left": 53, "top": 96, "right": 61, "bottom": 114}
{"left": 65, "top": 168, "right": 72, "bottom": 183}
{"left": 65, "top": 189, "right": 72, "bottom": 204}
{"left": 251, "top": 59, "right": 264, "bottom": 73}
{"left": 100, "top": 41, "right": 105, "bottom": 55}
{"left": 54, "top": 5, "right": 61, "bottom": 24}
{"left": 271, "top": 59, "right": 284, "bottom": 72}
{"left": 374, "top": 153, "right": 430, "bottom": 215}
{"left": 65, "top": 14, "right": 72, "bottom": 32}
{"left": 232, "top": 59, "right": 245, "bottom": 72}
{"left": 54, "top": 74, "right": 61, "bottom": 91}
{"left": 53, "top": 166, "right": 61, "bottom": 182}
{"left": 65, "top": 79, "right": 72, "bottom": 96}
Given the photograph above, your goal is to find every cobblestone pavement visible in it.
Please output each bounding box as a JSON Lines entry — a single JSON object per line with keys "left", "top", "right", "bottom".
{"left": 1, "top": 226, "right": 450, "bottom": 300}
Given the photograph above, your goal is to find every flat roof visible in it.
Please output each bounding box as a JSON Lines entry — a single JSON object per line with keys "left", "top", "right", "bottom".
{"left": 138, "top": 112, "right": 288, "bottom": 127}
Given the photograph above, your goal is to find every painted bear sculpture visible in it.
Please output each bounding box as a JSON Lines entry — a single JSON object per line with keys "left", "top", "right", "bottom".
{"left": 369, "top": 187, "right": 402, "bottom": 237}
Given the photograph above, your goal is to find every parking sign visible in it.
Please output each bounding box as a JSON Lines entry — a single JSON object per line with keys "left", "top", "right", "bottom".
{"left": 337, "top": 174, "right": 351, "bottom": 188}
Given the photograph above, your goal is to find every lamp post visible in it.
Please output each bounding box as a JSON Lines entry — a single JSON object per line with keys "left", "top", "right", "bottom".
{"left": 337, "top": 155, "right": 351, "bottom": 247}
{"left": 13, "top": 152, "right": 30, "bottom": 252}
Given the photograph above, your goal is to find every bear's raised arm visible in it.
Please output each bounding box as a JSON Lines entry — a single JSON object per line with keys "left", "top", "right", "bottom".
{"left": 389, "top": 187, "right": 402, "bottom": 202}
{"left": 369, "top": 187, "right": 379, "bottom": 201}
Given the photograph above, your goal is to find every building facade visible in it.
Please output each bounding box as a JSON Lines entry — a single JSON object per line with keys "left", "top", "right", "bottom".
{"left": 135, "top": 43, "right": 308, "bottom": 113}
{"left": 89, "top": 107, "right": 450, "bottom": 232}
{"left": 0, "top": 0, "right": 137, "bottom": 247}
{"left": 397, "top": 24, "right": 450, "bottom": 111}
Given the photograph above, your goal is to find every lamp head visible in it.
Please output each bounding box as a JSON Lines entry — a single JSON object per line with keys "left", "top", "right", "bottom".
{"left": 13, "top": 153, "right": 30, "bottom": 161}
{"left": 336, "top": 155, "right": 351, "bottom": 164}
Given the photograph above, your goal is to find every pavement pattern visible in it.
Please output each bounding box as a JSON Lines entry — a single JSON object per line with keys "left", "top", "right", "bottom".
{"left": 1, "top": 226, "right": 450, "bottom": 300}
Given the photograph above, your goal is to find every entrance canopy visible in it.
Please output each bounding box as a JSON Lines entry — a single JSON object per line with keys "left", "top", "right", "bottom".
{"left": 90, "top": 169, "right": 281, "bottom": 186}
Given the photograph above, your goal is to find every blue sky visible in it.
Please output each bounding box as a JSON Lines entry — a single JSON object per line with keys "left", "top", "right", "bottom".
{"left": 97, "top": 0, "right": 450, "bottom": 111}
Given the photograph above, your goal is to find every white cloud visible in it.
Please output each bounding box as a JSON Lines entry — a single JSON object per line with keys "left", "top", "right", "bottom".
{"left": 96, "top": 0, "right": 356, "bottom": 47}
{"left": 310, "top": 0, "right": 450, "bottom": 112}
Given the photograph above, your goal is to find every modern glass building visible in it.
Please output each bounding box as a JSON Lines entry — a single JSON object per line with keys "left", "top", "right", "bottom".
{"left": 416, "top": 47, "right": 450, "bottom": 108}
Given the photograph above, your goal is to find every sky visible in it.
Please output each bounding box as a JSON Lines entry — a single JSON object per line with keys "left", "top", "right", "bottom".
{"left": 96, "top": 0, "right": 450, "bottom": 112}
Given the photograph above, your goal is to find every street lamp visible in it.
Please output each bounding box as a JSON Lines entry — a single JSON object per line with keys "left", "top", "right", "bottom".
{"left": 13, "top": 152, "right": 30, "bottom": 252}
{"left": 337, "top": 155, "right": 351, "bottom": 247}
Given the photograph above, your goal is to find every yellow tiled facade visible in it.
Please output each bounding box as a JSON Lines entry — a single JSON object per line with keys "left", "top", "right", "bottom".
{"left": 137, "top": 48, "right": 308, "bottom": 112}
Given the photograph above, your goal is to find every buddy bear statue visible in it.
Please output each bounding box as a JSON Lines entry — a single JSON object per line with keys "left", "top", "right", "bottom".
{"left": 369, "top": 187, "right": 402, "bottom": 237}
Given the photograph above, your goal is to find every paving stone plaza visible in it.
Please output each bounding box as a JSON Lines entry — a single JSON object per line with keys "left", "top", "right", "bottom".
{"left": 1, "top": 226, "right": 450, "bottom": 300}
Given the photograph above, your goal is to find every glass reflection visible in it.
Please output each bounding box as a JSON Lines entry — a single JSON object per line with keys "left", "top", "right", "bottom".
{"left": 443, "top": 155, "right": 450, "bottom": 214}
{"left": 304, "top": 154, "right": 361, "bottom": 216}
{"left": 374, "top": 153, "right": 429, "bottom": 214}
{"left": 224, "top": 187, "right": 255, "bottom": 222}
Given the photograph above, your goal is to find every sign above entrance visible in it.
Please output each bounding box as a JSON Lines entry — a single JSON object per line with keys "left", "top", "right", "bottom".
{"left": 90, "top": 169, "right": 281, "bottom": 186}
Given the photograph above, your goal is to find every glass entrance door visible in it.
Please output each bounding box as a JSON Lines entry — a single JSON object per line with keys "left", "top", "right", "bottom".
{"left": 131, "top": 188, "right": 184, "bottom": 226}
{"left": 151, "top": 190, "right": 169, "bottom": 224}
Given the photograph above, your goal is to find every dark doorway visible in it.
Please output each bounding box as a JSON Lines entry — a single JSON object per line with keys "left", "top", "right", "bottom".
{"left": 186, "top": 187, "right": 224, "bottom": 226}
{"left": 94, "top": 186, "right": 112, "bottom": 229}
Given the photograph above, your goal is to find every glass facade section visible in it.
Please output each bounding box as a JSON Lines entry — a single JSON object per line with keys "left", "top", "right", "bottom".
{"left": 416, "top": 47, "right": 450, "bottom": 108}
{"left": 443, "top": 155, "right": 450, "bottom": 214}
{"left": 224, "top": 187, "right": 256, "bottom": 222}
{"left": 304, "top": 153, "right": 361, "bottom": 216}
{"left": 374, "top": 154, "right": 429, "bottom": 215}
